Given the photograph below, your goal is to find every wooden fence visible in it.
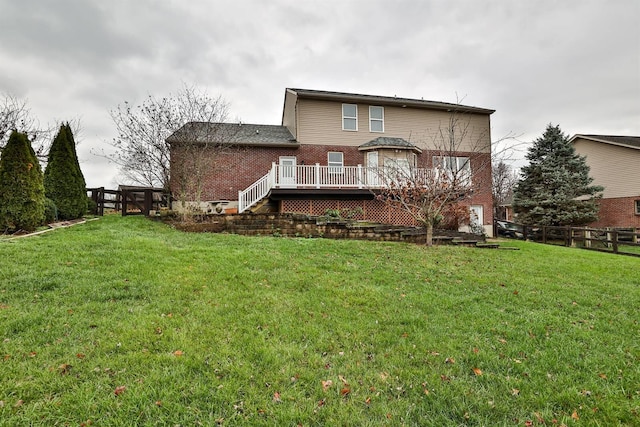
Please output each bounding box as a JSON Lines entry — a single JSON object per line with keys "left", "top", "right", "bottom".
{"left": 87, "top": 187, "right": 171, "bottom": 217}
{"left": 518, "top": 224, "right": 640, "bottom": 257}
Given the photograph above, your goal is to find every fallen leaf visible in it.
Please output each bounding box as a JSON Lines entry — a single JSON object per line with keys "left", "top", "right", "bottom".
{"left": 598, "top": 373, "right": 607, "bottom": 379}
{"left": 76, "top": 353, "right": 85, "bottom": 359}
{"left": 511, "top": 388, "right": 520, "bottom": 396}
{"left": 340, "top": 387, "right": 350, "bottom": 396}
{"left": 472, "top": 367, "right": 483, "bottom": 376}
{"left": 423, "top": 388, "right": 430, "bottom": 395}
{"left": 3, "top": 354, "right": 10, "bottom": 361}
{"left": 273, "top": 391, "right": 282, "bottom": 403}
{"left": 338, "top": 375, "right": 348, "bottom": 385}
{"left": 524, "top": 421, "right": 533, "bottom": 427}
{"left": 29, "top": 352, "right": 37, "bottom": 358}
{"left": 440, "top": 375, "right": 450, "bottom": 382}
{"left": 14, "top": 399, "right": 24, "bottom": 408}
{"left": 321, "top": 380, "right": 333, "bottom": 392}
{"left": 473, "top": 347, "right": 479, "bottom": 354}
{"left": 365, "top": 397, "right": 371, "bottom": 404}
{"left": 59, "top": 363, "right": 72, "bottom": 375}
{"left": 317, "top": 398, "right": 325, "bottom": 407}
{"left": 571, "top": 411, "right": 579, "bottom": 420}
{"left": 173, "top": 350, "right": 183, "bottom": 357}
{"left": 114, "top": 385, "right": 126, "bottom": 396}
{"left": 498, "top": 338, "right": 507, "bottom": 344}
{"left": 155, "top": 401, "right": 162, "bottom": 406}
{"left": 445, "top": 357, "right": 455, "bottom": 364}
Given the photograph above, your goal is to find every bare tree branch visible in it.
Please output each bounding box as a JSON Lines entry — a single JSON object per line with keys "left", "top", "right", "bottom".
{"left": 99, "top": 84, "right": 230, "bottom": 190}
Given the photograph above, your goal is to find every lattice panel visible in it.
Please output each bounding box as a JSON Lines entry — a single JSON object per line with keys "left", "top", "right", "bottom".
{"left": 280, "top": 198, "right": 418, "bottom": 226}
{"left": 282, "top": 199, "right": 311, "bottom": 214}
{"left": 309, "top": 200, "right": 336, "bottom": 216}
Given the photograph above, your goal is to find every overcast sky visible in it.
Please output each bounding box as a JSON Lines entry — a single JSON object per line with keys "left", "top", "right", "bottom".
{"left": 1, "top": 0, "right": 638, "bottom": 188}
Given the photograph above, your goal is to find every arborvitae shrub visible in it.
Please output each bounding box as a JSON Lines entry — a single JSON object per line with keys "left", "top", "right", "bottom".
{"left": 44, "top": 124, "right": 87, "bottom": 219}
{"left": 0, "top": 131, "right": 46, "bottom": 232}
{"left": 44, "top": 197, "right": 58, "bottom": 223}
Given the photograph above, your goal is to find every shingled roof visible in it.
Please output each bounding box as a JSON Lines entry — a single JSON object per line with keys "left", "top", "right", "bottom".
{"left": 287, "top": 88, "right": 495, "bottom": 115}
{"left": 570, "top": 134, "right": 640, "bottom": 150}
{"left": 358, "top": 136, "right": 422, "bottom": 153}
{"left": 167, "top": 122, "right": 298, "bottom": 147}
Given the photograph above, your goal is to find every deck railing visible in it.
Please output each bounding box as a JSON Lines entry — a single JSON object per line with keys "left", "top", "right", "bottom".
{"left": 238, "top": 163, "right": 449, "bottom": 213}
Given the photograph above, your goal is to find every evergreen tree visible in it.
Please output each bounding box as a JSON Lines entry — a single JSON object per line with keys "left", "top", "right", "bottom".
{"left": 44, "top": 123, "right": 87, "bottom": 219}
{"left": 0, "top": 131, "right": 45, "bottom": 231}
{"left": 513, "top": 124, "right": 603, "bottom": 226}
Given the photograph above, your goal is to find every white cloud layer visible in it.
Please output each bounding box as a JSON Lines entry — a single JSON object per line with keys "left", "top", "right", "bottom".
{"left": 1, "top": 0, "right": 638, "bottom": 187}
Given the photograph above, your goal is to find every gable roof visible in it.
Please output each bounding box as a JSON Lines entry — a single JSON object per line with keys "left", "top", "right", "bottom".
{"left": 358, "top": 136, "right": 422, "bottom": 153}
{"left": 570, "top": 134, "right": 640, "bottom": 150}
{"left": 167, "top": 122, "right": 298, "bottom": 147}
{"left": 286, "top": 88, "right": 495, "bottom": 115}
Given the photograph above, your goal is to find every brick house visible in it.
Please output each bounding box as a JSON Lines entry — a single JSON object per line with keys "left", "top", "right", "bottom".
{"left": 571, "top": 134, "right": 640, "bottom": 227}
{"left": 168, "top": 88, "right": 495, "bottom": 235}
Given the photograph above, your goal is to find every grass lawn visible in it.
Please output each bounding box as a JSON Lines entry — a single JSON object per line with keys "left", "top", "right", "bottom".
{"left": 0, "top": 215, "right": 638, "bottom": 426}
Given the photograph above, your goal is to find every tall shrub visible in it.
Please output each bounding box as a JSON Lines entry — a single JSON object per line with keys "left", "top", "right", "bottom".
{"left": 0, "top": 131, "right": 45, "bottom": 231}
{"left": 513, "top": 124, "right": 603, "bottom": 226}
{"left": 44, "top": 123, "right": 87, "bottom": 219}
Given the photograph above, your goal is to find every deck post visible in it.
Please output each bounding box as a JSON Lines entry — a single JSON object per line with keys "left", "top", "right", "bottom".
{"left": 357, "top": 164, "right": 363, "bottom": 189}
{"left": 315, "top": 163, "right": 320, "bottom": 189}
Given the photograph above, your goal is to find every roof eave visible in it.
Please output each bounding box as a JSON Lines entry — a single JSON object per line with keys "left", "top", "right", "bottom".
{"left": 287, "top": 88, "right": 495, "bottom": 115}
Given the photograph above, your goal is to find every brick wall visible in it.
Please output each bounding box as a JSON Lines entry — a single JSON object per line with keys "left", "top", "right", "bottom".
{"left": 590, "top": 196, "right": 640, "bottom": 227}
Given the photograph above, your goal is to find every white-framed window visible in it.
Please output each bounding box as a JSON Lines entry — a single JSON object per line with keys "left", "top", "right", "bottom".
{"left": 635, "top": 200, "right": 640, "bottom": 215}
{"left": 433, "top": 156, "right": 471, "bottom": 184}
{"left": 328, "top": 151, "right": 344, "bottom": 173}
{"left": 369, "top": 106, "right": 384, "bottom": 132}
{"left": 342, "top": 104, "right": 357, "bottom": 131}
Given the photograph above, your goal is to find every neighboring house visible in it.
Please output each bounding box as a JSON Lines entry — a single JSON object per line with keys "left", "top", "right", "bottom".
{"left": 571, "top": 134, "right": 640, "bottom": 228}
{"left": 168, "top": 88, "right": 495, "bottom": 234}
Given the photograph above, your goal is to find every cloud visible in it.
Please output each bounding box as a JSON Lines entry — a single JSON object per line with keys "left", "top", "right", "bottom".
{"left": 0, "top": 0, "right": 637, "bottom": 187}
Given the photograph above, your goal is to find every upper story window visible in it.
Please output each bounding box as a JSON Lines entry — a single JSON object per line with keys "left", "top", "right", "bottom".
{"left": 433, "top": 156, "right": 471, "bottom": 184}
{"left": 342, "top": 104, "right": 358, "bottom": 131}
{"left": 328, "top": 151, "right": 344, "bottom": 173}
{"left": 369, "top": 106, "right": 384, "bottom": 132}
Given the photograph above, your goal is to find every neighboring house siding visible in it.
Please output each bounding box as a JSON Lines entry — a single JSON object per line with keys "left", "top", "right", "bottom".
{"left": 294, "top": 98, "right": 492, "bottom": 152}
{"left": 573, "top": 138, "right": 640, "bottom": 199}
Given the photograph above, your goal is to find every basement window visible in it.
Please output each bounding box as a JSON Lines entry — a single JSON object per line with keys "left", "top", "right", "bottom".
{"left": 635, "top": 200, "right": 640, "bottom": 215}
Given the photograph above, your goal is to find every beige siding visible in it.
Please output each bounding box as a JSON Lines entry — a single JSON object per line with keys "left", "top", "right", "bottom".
{"left": 295, "top": 98, "right": 491, "bottom": 153}
{"left": 282, "top": 90, "right": 298, "bottom": 139}
{"left": 573, "top": 138, "right": 640, "bottom": 199}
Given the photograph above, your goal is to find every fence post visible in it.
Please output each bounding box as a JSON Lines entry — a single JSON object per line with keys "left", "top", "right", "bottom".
{"left": 612, "top": 230, "right": 618, "bottom": 253}
{"left": 144, "top": 189, "right": 153, "bottom": 216}
{"left": 122, "top": 190, "right": 128, "bottom": 217}
{"left": 566, "top": 226, "right": 571, "bottom": 247}
{"left": 542, "top": 226, "right": 547, "bottom": 244}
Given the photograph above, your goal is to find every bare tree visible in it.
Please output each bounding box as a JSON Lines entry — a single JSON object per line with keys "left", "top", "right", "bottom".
{"left": 105, "top": 84, "right": 230, "bottom": 190}
{"left": 492, "top": 160, "right": 518, "bottom": 220}
{"left": 0, "top": 93, "right": 48, "bottom": 157}
{"left": 166, "top": 122, "right": 242, "bottom": 210}
{"left": 375, "top": 109, "right": 493, "bottom": 246}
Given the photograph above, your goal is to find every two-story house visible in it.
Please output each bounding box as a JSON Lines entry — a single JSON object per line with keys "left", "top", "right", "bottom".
{"left": 168, "top": 88, "right": 495, "bottom": 234}
{"left": 571, "top": 134, "right": 640, "bottom": 227}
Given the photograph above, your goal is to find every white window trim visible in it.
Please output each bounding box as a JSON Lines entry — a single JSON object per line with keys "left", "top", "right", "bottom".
{"left": 369, "top": 106, "right": 384, "bottom": 133}
{"left": 328, "top": 151, "right": 344, "bottom": 174}
{"left": 342, "top": 104, "right": 358, "bottom": 131}
{"left": 433, "top": 155, "right": 472, "bottom": 185}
